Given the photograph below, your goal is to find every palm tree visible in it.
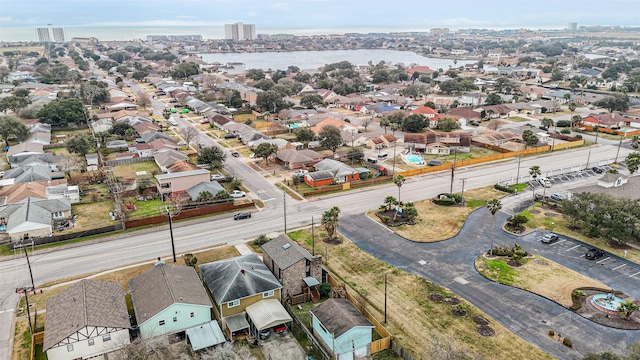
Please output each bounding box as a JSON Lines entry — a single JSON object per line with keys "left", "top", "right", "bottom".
{"left": 618, "top": 301, "right": 639, "bottom": 320}
{"left": 487, "top": 199, "right": 502, "bottom": 256}
{"left": 394, "top": 175, "right": 405, "bottom": 203}
{"left": 529, "top": 166, "right": 541, "bottom": 208}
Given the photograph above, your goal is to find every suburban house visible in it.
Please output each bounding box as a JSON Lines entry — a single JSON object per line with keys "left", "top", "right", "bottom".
{"left": 305, "top": 159, "right": 360, "bottom": 187}
{"left": 570, "top": 173, "right": 639, "bottom": 200}
{"left": 106, "top": 140, "right": 128, "bottom": 150}
{"left": 311, "top": 298, "right": 374, "bottom": 360}
{"left": 0, "top": 197, "right": 72, "bottom": 240}
{"left": 365, "top": 133, "right": 397, "bottom": 150}
{"left": 410, "top": 106, "right": 438, "bottom": 118}
{"left": 472, "top": 129, "right": 521, "bottom": 147}
{"left": 128, "top": 143, "right": 154, "bottom": 158}
{"left": 43, "top": 279, "right": 131, "bottom": 360}
{"left": 403, "top": 132, "right": 471, "bottom": 154}
{"left": 154, "top": 149, "right": 190, "bottom": 172}
{"left": 581, "top": 113, "right": 628, "bottom": 129}
{"left": 7, "top": 142, "right": 44, "bottom": 164}
{"left": 185, "top": 181, "right": 226, "bottom": 201}
{"left": 274, "top": 149, "right": 325, "bottom": 170}
{"left": 25, "top": 132, "right": 51, "bottom": 145}
{"left": 155, "top": 169, "right": 211, "bottom": 199}
{"left": 199, "top": 254, "right": 285, "bottom": 337}
{"left": 129, "top": 262, "right": 213, "bottom": 339}
{"left": 261, "top": 234, "right": 323, "bottom": 300}
{"left": 1, "top": 165, "right": 51, "bottom": 184}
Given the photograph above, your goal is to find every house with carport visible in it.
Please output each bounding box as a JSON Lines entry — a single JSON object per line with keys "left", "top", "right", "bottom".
{"left": 155, "top": 169, "right": 210, "bottom": 199}
{"left": 305, "top": 159, "right": 360, "bottom": 187}
{"left": 311, "top": 298, "right": 374, "bottom": 360}
{"left": 43, "top": 279, "right": 131, "bottom": 360}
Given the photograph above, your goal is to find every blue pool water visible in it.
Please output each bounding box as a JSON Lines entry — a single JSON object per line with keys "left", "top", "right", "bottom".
{"left": 404, "top": 154, "right": 425, "bottom": 165}
{"left": 289, "top": 123, "right": 301, "bottom": 129}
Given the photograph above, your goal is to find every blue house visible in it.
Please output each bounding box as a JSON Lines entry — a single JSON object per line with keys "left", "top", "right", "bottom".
{"left": 129, "top": 262, "right": 214, "bottom": 339}
{"left": 311, "top": 298, "right": 374, "bottom": 360}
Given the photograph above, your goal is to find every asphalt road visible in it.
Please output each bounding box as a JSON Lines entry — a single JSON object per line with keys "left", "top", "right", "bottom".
{"left": 0, "top": 139, "right": 634, "bottom": 359}
{"left": 338, "top": 202, "right": 640, "bottom": 359}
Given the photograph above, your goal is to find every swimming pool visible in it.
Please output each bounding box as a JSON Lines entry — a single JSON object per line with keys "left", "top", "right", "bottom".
{"left": 403, "top": 154, "right": 425, "bottom": 165}
{"left": 289, "top": 123, "right": 301, "bottom": 129}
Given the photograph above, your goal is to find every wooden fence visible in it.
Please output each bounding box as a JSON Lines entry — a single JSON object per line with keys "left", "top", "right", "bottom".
{"left": 30, "top": 331, "right": 44, "bottom": 360}
{"left": 299, "top": 176, "right": 392, "bottom": 197}
{"left": 581, "top": 124, "right": 640, "bottom": 137}
{"left": 105, "top": 156, "right": 154, "bottom": 167}
{"left": 10, "top": 224, "right": 124, "bottom": 250}
{"left": 124, "top": 201, "right": 254, "bottom": 229}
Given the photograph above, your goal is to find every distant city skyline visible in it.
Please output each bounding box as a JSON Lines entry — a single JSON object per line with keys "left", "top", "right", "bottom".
{"left": 1, "top": 0, "right": 638, "bottom": 31}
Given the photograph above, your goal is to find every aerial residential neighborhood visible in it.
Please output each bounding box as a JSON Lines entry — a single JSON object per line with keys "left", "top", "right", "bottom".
{"left": 2, "top": 11, "right": 640, "bottom": 360}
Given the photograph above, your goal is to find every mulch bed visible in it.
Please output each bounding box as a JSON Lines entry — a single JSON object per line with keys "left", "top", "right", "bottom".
{"left": 451, "top": 309, "right": 467, "bottom": 317}
{"left": 323, "top": 237, "right": 343, "bottom": 245}
{"left": 375, "top": 210, "right": 416, "bottom": 227}
{"left": 477, "top": 325, "right": 495, "bottom": 337}
{"left": 507, "top": 260, "right": 523, "bottom": 267}
{"left": 444, "top": 297, "right": 460, "bottom": 305}
{"left": 472, "top": 316, "right": 490, "bottom": 326}
{"left": 429, "top": 293, "right": 444, "bottom": 302}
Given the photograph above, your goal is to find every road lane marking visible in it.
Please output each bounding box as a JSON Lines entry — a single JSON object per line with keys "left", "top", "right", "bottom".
{"left": 596, "top": 257, "right": 610, "bottom": 264}
{"left": 629, "top": 271, "right": 640, "bottom": 278}
{"left": 566, "top": 245, "right": 581, "bottom": 251}
{"left": 418, "top": 260, "right": 427, "bottom": 265}
{"left": 454, "top": 277, "right": 469, "bottom": 285}
{"left": 262, "top": 198, "right": 275, "bottom": 202}
{"left": 612, "top": 264, "right": 626, "bottom": 271}
{"left": 550, "top": 239, "right": 566, "bottom": 246}
{"left": 0, "top": 309, "right": 14, "bottom": 314}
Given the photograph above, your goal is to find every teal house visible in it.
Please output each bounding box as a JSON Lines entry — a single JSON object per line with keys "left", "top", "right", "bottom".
{"left": 130, "top": 262, "right": 214, "bottom": 339}
{"left": 311, "top": 298, "right": 374, "bottom": 360}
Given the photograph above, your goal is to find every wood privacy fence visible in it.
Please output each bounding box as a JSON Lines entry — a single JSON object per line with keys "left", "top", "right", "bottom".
{"left": 105, "top": 156, "right": 154, "bottom": 167}
{"left": 326, "top": 273, "right": 392, "bottom": 355}
{"left": 30, "top": 331, "right": 44, "bottom": 360}
{"left": 9, "top": 224, "right": 124, "bottom": 250}
{"left": 124, "top": 201, "right": 254, "bottom": 229}
{"left": 581, "top": 124, "right": 640, "bottom": 137}
{"left": 299, "top": 176, "right": 392, "bottom": 197}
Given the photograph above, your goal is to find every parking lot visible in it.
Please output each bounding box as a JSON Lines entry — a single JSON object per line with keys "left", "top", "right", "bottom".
{"left": 520, "top": 229, "right": 640, "bottom": 300}
{"left": 526, "top": 167, "right": 603, "bottom": 190}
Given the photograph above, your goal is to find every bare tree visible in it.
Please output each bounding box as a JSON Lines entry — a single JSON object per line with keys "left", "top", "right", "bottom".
{"left": 360, "top": 117, "right": 373, "bottom": 132}
{"left": 485, "top": 119, "right": 506, "bottom": 131}
{"left": 136, "top": 91, "right": 152, "bottom": 110}
{"left": 180, "top": 127, "right": 199, "bottom": 147}
{"left": 81, "top": 84, "right": 103, "bottom": 107}
{"left": 111, "top": 338, "right": 189, "bottom": 360}
{"left": 201, "top": 341, "right": 257, "bottom": 360}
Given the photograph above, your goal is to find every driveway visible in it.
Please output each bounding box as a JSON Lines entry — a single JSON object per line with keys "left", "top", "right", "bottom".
{"left": 260, "top": 329, "right": 307, "bottom": 360}
{"left": 338, "top": 205, "right": 640, "bottom": 358}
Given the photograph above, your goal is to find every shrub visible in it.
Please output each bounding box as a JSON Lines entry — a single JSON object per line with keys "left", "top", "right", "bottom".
{"left": 560, "top": 128, "right": 571, "bottom": 134}
{"left": 434, "top": 199, "right": 456, "bottom": 206}
{"left": 253, "top": 234, "right": 270, "bottom": 246}
{"left": 548, "top": 330, "right": 556, "bottom": 337}
{"left": 562, "top": 337, "right": 573, "bottom": 347}
{"left": 489, "top": 243, "right": 528, "bottom": 258}
{"left": 494, "top": 184, "right": 515, "bottom": 193}
{"left": 556, "top": 120, "right": 571, "bottom": 127}
{"left": 319, "top": 282, "right": 332, "bottom": 297}
{"left": 575, "top": 134, "right": 582, "bottom": 139}
{"left": 381, "top": 216, "right": 390, "bottom": 223}
{"left": 449, "top": 193, "right": 462, "bottom": 203}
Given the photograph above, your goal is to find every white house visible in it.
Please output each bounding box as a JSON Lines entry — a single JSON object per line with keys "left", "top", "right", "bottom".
{"left": 44, "top": 279, "right": 131, "bottom": 360}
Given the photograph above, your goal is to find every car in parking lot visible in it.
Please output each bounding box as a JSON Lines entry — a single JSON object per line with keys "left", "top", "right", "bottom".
{"left": 538, "top": 177, "right": 551, "bottom": 187}
{"left": 233, "top": 211, "right": 251, "bottom": 220}
{"left": 550, "top": 193, "right": 565, "bottom": 201}
{"left": 210, "top": 174, "right": 226, "bottom": 182}
{"left": 541, "top": 233, "right": 559, "bottom": 244}
{"left": 585, "top": 248, "right": 606, "bottom": 260}
{"left": 199, "top": 118, "right": 210, "bottom": 124}
{"left": 592, "top": 166, "right": 605, "bottom": 174}
{"left": 230, "top": 190, "right": 246, "bottom": 198}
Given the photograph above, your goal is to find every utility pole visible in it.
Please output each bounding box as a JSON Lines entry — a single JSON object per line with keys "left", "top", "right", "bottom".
{"left": 22, "top": 243, "right": 35, "bottom": 291}
{"left": 165, "top": 206, "right": 176, "bottom": 263}
{"left": 460, "top": 178, "right": 467, "bottom": 205}
{"left": 311, "top": 216, "right": 315, "bottom": 256}
{"left": 23, "top": 289, "right": 33, "bottom": 335}
{"left": 515, "top": 154, "right": 522, "bottom": 185}
{"left": 586, "top": 149, "right": 592, "bottom": 170}
{"left": 283, "top": 192, "right": 287, "bottom": 234}
{"left": 615, "top": 136, "right": 622, "bottom": 164}
{"left": 449, "top": 150, "right": 458, "bottom": 194}
{"left": 391, "top": 143, "right": 397, "bottom": 180}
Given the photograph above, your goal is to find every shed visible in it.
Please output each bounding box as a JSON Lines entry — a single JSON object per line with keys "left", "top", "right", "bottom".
{"left": 186, "top": 321, "right": 226, "bottom": 351}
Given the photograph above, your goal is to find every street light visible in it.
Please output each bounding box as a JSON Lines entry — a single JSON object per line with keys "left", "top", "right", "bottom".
{"left": 165, "top": 206, "right": 177, "bottom": 263}
{"left": 515, "top": 154, "right": 522, "bottom": 185}
{"left": 615, "top": 135, "right": 623, "bottom": 164}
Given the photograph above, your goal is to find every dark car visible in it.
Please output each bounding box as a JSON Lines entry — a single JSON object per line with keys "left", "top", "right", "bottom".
{"left": 231, "top": 151, "right": 240, "bottom": 157}
{"left": 224, "top": 133, "right": 237, "bottom": 139}
{"left": 469, "top": 121, "right": 480, "bottom": 126}
{"left": 585, "top": 248, "right": 605, "bottom": 260}
{"left": 592, "top": 166, "right": 605, "bottom": 174}
{"left": 259, "top": 328, "right": 270, "bottom": 339}
{"left": 233, "top": 211, "right": 251, "bottom": 220}
{"left": 541, "top": 233, "right": 559, "bottom": 244}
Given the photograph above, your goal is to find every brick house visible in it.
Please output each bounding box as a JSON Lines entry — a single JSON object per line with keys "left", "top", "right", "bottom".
{"left": 261, "top": 234, "right": 323, "bottom": 301}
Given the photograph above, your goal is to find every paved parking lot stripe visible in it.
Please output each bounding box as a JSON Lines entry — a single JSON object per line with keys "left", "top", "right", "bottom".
{"left": 596, "top": 257, "right": 610, "bottom": 264}
{"left": 612, "top": 264, "right": 626, "bottom": 271}
{"left": 567, "top": 245, "right": 581, "bottom": 251}
{"left": 629, "top": 271, "right": 640, "bottom": 278}
{"left": 550, "top": 239, "right": 566, "bottom": 246}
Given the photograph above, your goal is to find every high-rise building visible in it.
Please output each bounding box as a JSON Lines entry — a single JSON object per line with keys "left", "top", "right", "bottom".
{"left": 567, "top": 22, "right": 578, "bottom": 31}
{"left": 36, "top": 24, "right": 65, "bottom": 43}
{"left": 225, "top": 22, "right": 256, "bottom": 40}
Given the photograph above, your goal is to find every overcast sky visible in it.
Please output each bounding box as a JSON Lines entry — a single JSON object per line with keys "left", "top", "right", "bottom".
{"left": 1, "top": 0, "right": 638, "bottom": 30}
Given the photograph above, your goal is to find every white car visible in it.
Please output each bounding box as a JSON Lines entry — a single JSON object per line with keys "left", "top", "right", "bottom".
{"left": 538, "top": 177, "right": 551, "bottom": 188}
{"left": 293, "top": 169, "right": 309, "bottom": 177}
{"left": 230, "top": 190, "right": 246, "bottom": 198}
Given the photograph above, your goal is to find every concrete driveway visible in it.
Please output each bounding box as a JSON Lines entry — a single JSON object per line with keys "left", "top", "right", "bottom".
{"left": 260, "top": 329, "right": 307, "bottom": 360}
{"left": 338, "top": 203, "right": 640, "bottom": 358}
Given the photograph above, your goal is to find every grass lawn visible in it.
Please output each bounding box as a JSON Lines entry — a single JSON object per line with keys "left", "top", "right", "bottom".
{"left": 71, "top": 201, "right": 118, "bottom": 230}
{"left": 112, "top": 161, "right": 160, "bottom": 179}
{"left": 520, "top": 207, "right": 640, "bottom": 265}
{"left": 51, "top": 128, "right": 91, "bottom": 138}
{"left": 125, "top": 198, "right": 166, "bottom": 219}
{"left": 507, "top": 116, "right": 531, "bottom": 122}
{"left": 369, "top": 187, "right": 502, "bottom": 242}
{"left": 476, "top": 255, "right": 607, "bottom": 307}
{"left": 12, "top": 313, "right": 45, "bottom": 360}
{"left": 421, "top": 147, "right": 501, "bottom": 162}
{"left": 286, "top": 229, "right": 550, "bottom": 360}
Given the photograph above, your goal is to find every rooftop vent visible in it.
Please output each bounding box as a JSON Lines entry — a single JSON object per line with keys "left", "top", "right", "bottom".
{"left": 282, "top": 243, "right": 291, "bottom": 250}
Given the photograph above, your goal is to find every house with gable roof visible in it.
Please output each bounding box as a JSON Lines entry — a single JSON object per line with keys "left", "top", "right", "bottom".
{"left": 305, "top": 159, "right": 360, "bottom": 187}
{"left": 274, "top": 149, "right": 325, "bottom": 170}
{"left": 43, "top": 279, "right": 131, "bottom": 360}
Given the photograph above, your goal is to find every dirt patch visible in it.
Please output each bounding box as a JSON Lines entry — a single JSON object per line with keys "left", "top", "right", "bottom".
{"left": 477, "top": 255, "right": 608, "bottom": 307}
{"left": 444, "top": 297, "right": 460, "bottom": 305}
{"left": 323, "top": 237, "right": 343, "bottom": 245}
{"left": 451, "top": 309, "right": 468, "bottom": 317}
{"left": 477, "top": 325, "right": 496, "bottom": 337}
{"left": 473, "top": 316, "right": 490, "bottom": 326}
{"left": 429, "top": 293, "right": 444, "bottom": 302}
{"left": 370, "top": 187, "right": 502, "bottom": 242}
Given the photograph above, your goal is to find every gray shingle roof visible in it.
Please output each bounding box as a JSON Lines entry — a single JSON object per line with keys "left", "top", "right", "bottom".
{"left": 129, "top": 263, "right": 212, "bottom": 324}
{"left": 43, "top": 279, "right": 130, "bottom": 350}
{"left": 311, "top": 298, "right": 373, "bottom": 337}
{"left": 261, "top": 234, "right": 312, "bottom": 270}
{"left": 199, "top": 254, "right": 281, "bottom": 304}
{"left": 3, "top": 165, "right": 51, "bottom": 183}
{"left": 186, "top": 182, "right": 225, "bottom": 200}
{"left": 570, "top": 175, "right": 640, "bottom": 200}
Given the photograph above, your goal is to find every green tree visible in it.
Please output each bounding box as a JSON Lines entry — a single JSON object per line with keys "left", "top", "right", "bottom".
{"left": 522, "top": 129, "right": 539, "bottom": 147}
{"left": 294, "top": 127, "right": 315, "bottom": 147}
{"left": 485, "top": 93, "right": 503, "bottom": 105}
{"left": 254, "top": 143, "right": 278, "bottom": 166}
{"left": 300, "top": 94, "right": 324, "bottom": 108}
{"left": 402, "top": 114, "right": 427, "bottom": 132}
{"left": 0, "top": 115, "right": 29, "bottom": 146}
{"left": 394, "top": 174, "right": 406, "bottom": 205}
{"left": 487, "top": 198, "right": 502, "bottom": 255}
{"left": 540, "top": 117, "right": 554, "bottom": 129}
{"left": 319, "top": 125, "right": 342, "bottom": 153}
{"left": 437, "top": 118, "right": 460, "bottom": 132}
{"left": 197, "top": 146, "right": 226, "bottom": 171}
{"left": 403, "top": 202, "right": 418, "bottom": 222}
{"left": 253, "top": 78, "right": 276, "bottom": 91}
{"left": 568, "top": 102, "right": 577, "bottom": 113}
{"left": 256, "top": 90, "right": 291, "bottom": 113}
{"left": 631, "top": 135, "right": 639, "bottom": 149}
{"left": 383, "top": 196, "right": 398, "bottom": 211}
{"left": 594, "top": 93, "right": 630, "bottom": 112}
{"left": 626, "top": 151, "right": 640, "bottom": 174}
{"left": 171, "top": 62, "right": 199, "bottom": 79}
{"left": 0, "top": 96, "right": 30, "bottom": 113}
{"left": 618, "top": 301, "right": 639, "bottom": 320}
{"left": 196, "top": 191, "right": 214, "bottom": 202}
{"left": 571, "top": 114, "right": 583, "bottom": 129}
{"left": 321, "top": 206, "right": 341, "bottom": 241}
{"left": 182, "top": 253, "right": 198, "bottom": 267}
{"left": 245, "top": 68, "right": 265, "bottom": 81}
{"left": 346, "top": 148, "right": 364, "bottom": 164}
{"left": 37, "top": 98, "right": 87, "bottom": 126}
{"left": 110, "top": 122, "right": 134, "bottom": 136}
{"left": 66, "top": 135, "right": 96, "bottom": 155}
{"left": 13, "top": 89, "right": 30, "bottom": 98}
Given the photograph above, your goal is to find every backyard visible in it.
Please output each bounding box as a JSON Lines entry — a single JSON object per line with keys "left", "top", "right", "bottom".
{"left": 112, "top": 161, "right": 160, "bottom": 179}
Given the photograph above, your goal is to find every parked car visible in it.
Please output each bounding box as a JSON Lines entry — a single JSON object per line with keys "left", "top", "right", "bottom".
{"left": 210, "top": 174, "right": 226, "bottom": 182}
{"left": 233, "top": 211, "right": 251, "bottom": 220}
{"left": 177, "top": 141, "right": 187, "bottom": 146}
{"left": 585, "top": 248, "right": 606, "bottom": 260}
{"left": 592, "top": 166, "right": 605, "bottom": 174}
{"left": 224, "top": 133, "right": 237, "bottom": 139}
{"left": 274, "top": 324, "right": 287, "bottom": 334}
{"left": 538, "top": 177, "right": 551, "bottom": 187}
{"left": 541, "top": 233, "right": 559, "bottom": 244}
{"left": 199, "top": 118, "right": 210, "bottom": 124}
{"left": 469, "top": 121, "right": 480, "bottom": 126}
{"left": 231, "top": 151, "right": 240, "bottom": 157}
{"left": 259, "top": 328, "right": 270, "bottom": 339}
{"left": 293, "top": 169, "right": 309, "bottom": 177}
{"left": 230, "top": 190, "right": 246, "bottom": 198}
{"left": 550, "top": 193, "right": 565, "bottom": 201}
